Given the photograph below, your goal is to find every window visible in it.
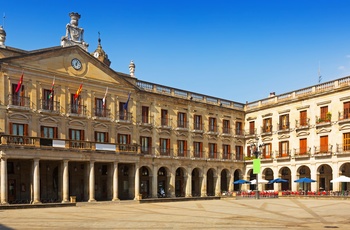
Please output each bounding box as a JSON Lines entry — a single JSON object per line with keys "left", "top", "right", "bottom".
{"left": 95, "top": 131, "right": 108, "bottom": 143}
{"left": 235, "top": 121, "right": 243, "bottom": 135}
{"left": 194, "top": 115, "right": 202, "bottom": 130}
{"left": 41, "top": 126, "right": 57, "bottom": 138}
{"left": 12, "top": 83, "right": 25, "bottom": 106}
{"left": 279, "top": 141, "right": 289, "bottom": 157}
{"left": 320, "top": 106, "right": 328, "bottom": 121}
{"left": 299, "top": 138, "right": 307, "bottom": 154}
{"left": 177, "top": 112, "right": 187, "bottom": 128}
{"left": 142, "top": 106, "right": 149, "bottom": 123}
{"left": 235, "top": 146, "right": 243, "bottom": 160}
{"left": 209, "top": 117, "right": 217, "bottom": 132}
{"left": 222, "top": 144, "right": 230, "bottom": 159}
{"left": 208, "top": 143, "right": 217, "bottom": 158}
{"left": 43, "top": 89, "right": 54, "bottom": 110}
{"left": 160, "top": 138, "right": 170, "bottom": 155}
{"left": 249, "top": 121, "right": 255, "bottom": 135}
{"left": 161, "top": 109, "right": 169, "bottom": 126}
{"left": 119, "top": 102, "right": 128, "bottom": 120}
{"left": 118, "top": 134, "right": 131, "bottom": 151}
{"left": 223, "top": 120, "right": 230, "bottom": 134}
{"left": 140, "top": 136, "right": 152, "bottom": 154}
{"left": 95, "top": 98, "right": 106, "bottom": 117}
{"left": 177, "top": 140, "right": 187, "bottom": 157}
{"left": 343, "top": 133, "right": 350, "bottom": 151}
{"left": 343, "top": 102, "right": 350, "bottom": 120}
{"left": 71, "top": 93, "right": 81, "bottom": 114}
{"left": 279, "top": 114, "right": 289, "bottom": 130}
{"left": 263, "top": 118, "right": 272, "bottom": 133}
{"left": 193, "top": 142, "right": 203, "bottom": 158}
{"left": 10, "top": 123, "right": 28, "bottom": 144}
{"left": 320, "top": 135, "right": 328, "bottom": 153}
{"left": 300, "top": 110, "right": 307, "bottom": 126}
{"left": 263, "top": 143, "right": 272, "bottom": 158}
{"left": 69, "top": 129, "right": 84, "bottom": 148}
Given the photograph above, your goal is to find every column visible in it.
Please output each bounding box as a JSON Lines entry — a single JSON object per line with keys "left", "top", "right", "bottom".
{"left": 134, "top": 164, "right": 140, "bottom": 200}
{"left": 201, "top": 171, "right": 207, "bottom": 197}
{"left": 186, "top": 167, "right": 192, "bottom": 197}
{"left": 215, "top": 173, "right": 221, "bottom": 196}
{"left": 169, "top": 166, "right": 175, "bottom": 198}
{"left": 62, "top": 160, "right": 69, "bottom": 203}
{"left": 152, "top": 164, "right": 158, "bottom": 198}
{"left": 112, "top": 161, "right": 119, "bottom": 201}
{"left": 273, "top": 166, "right": 279, "bottom": 191}
{"left": 32, "top": 159, "right": 41, "bottom": 204}
{"left": 0, "top": 156, "right": 8, "bottom": 204}
{"left": 291, "top": 164, "right": 297, "bottom": 191}
{"left": 332, "top": 161, "right": 339, "bottom": 191}
{"left": 310, "top": 163, "right": 317, "bottom": 191}
{"left": 88, "top": 161, "right": 96, "bottom": 202}
{"left": 228, "top": 168, "right": 234, "bottom": 192}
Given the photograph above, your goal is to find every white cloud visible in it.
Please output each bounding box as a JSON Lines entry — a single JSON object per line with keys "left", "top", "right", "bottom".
{"left": 338, "top": 66, "right": 345, "bottom": 70}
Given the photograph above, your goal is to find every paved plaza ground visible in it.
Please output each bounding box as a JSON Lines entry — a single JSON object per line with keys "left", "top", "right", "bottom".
{"left": 0, "top": 198, "right": 350, "bottom": 229}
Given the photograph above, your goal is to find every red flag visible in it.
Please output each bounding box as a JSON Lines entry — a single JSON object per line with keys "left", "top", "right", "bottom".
{"left": 74, "top": 84, "right": 83, "bottom": 100}
{"left": 48, "top": 77, "right": 55, "bottom": 99}
{"left": 15, "top": 73, "right": 24, "bottom": 93}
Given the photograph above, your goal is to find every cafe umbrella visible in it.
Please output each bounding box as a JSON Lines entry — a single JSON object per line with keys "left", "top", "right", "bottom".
{"left": 269, "top": 178, "right": 288, "bottom": 184}
{"left": 294, "top": 177, "right": 316, "bottom": 193}
{"left": 233, "top": 179, "right": 251, "bottom": 184}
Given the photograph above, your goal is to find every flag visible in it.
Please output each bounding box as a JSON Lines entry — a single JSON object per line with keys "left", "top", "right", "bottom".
{"left": 123, "top": 92, "right": 131, "bottom": 111}
{"left": 102, "top": 87, "right": 108, "bottom": 107}
{"left": 15, "top": 73, "right": 24, "bottom": 93}
{"left": 48, "top": 77, "right": 55, "bottom": 99}
{"left": 74, "top": 84, "right": 83, "bottom": 100}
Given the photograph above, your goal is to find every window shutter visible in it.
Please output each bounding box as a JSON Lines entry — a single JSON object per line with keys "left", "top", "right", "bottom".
{"left": 24, "top": 124, "right": 28, "bottom": 136}
{"left": 41, "top": 126, "right": 44, "bottom": 137}
{"left": 9, "top": 122, "right": 13, "bottom": 134}
{"left": 81, "top": 130, "right": 84, "bottom": 140}
{"left": 69, "top": 129, "right": 72, "bottom": 140}
{"left": 127, "top": 135, "right": 131, "bottom": 144}
{"left": 54, "top": 127, "right": 58, "bottom": 138}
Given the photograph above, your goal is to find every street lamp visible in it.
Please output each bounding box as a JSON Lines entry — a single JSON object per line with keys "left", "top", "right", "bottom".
{"left": 250, "top": 139, "right": 265, "bottom": 199}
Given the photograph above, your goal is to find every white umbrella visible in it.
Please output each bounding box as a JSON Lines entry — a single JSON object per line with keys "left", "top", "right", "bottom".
{"left": 330, "top": 175, "right": 350, "bottom": 183}
{"left": 250, "top": 179, "right": 269, "bottom": 184}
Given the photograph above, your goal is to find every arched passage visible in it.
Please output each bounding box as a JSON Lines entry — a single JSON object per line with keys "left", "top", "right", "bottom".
{"left": 279, "top": 167, "right": 291, "bottom": 190}
{"left": 220, "top": 169, "right": 229, "bottom": 193}
{"left": 317, "top": 164, "right": 332, "bottom": 191}
{"left": 207, "top": 168, "right": 215, "bottom": 196}
{"left": 191, "top": 168, "right": 201, "bottom": 197}
{"left": 175, "top": 167, "right": 186, "bottom": 197}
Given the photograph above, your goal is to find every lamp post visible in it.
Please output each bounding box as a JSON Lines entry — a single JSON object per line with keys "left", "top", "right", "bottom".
{"left": 251, "top": 139, "right": 264, "bottom": 199}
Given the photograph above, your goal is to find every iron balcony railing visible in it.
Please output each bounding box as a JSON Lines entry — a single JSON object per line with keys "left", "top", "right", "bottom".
{"left": 39, "top": 99, "right": 60, "bottom": 112}
{"left": 8, "top": 94, "right": 31, "bottom": 107}
{"left": 93, "top": 107, "right": 110, "bottom": 118}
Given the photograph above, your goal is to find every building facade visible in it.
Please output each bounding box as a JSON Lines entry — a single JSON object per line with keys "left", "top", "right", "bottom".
{"left": 0, "top": 13, "right": 349, "bottom": 205}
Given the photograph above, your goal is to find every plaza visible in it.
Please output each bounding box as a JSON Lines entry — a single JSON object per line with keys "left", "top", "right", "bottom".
{"left": 0, "top": 198, "right": 350, "bottom": 229}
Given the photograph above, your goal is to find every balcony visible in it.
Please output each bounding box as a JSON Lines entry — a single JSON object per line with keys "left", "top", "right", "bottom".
{"left": 139, "top": 115, "right": 153, "bottom": 126}
{"left": 158, "top": 117, "right": 172, "bottom": 129}
{"left": 38, "top": 99, "right": 60, "bottom": 114}
{"left": 336, "top": 144, "right": 350, "bottom": 156}
{"left": 244, "top": 128, "right": 257, "bottom": 137}
{"left": 222, "top": 152, "right": 231, "bottom": 160}
{"left": 67, "top": 104, "right": 87, "bottom": 118}
{"left": 295, "top": 118, "right": 310, "bottom": 130}
{"left": 207, "top": 125, "right": 219, "bottom": 136}
{"left": 338, "top": 112, "right": 350, "bottom": 124}
{"left": 293, "top": 148, "right": 311, "bottom": 159}
{"left": 277, "top": 122, "right": 290, "bottom": 133}
{"left": 314, "top": 145, "right": 332, "bottom": 157}
{"left": 192, "top": 122, "right": 204, "bottom": 133}
{"left": 158, "top": 148, "right": 173, "bottom": 157}
{"left": 7, "top": 94, "right": 31, "bottom": 110}
{"left": 275, "top": 150, "right": 291, "bottom": 160}
{"left": 175, "top": 120, "right": 189, "bottom": 131}
{"left": 222, "top": 127, "right": 231, "bottom": 136}
{"left": 315, "top": 116, "right": 331, "bottom": 127}
{"left": 176, "top": 150, "right": 189, "bottom": 158}
{"left": 140, "top": 146, "right": 154, "bottom": 155}
{"left": 234, "top": 129, "right": 245, "bottom": 138}
{"left": 261, "top": 125, "right": 273, "bottom": 135}
{"left": 92, "top": 107, "right": 111, "bottom": 120}
{"left": 116, "top": 111, "right": 132, "bottom": 123}
{"left": 0, "top": 135, "right": 138, "bottom": 154}
{"left": 208, "top": 152, "right": 218, "bottom": 159}
{"left": 192, "top": 151, "right": 204, "bottom": 159}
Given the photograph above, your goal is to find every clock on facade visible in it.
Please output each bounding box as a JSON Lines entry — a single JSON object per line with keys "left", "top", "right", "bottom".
{"left": 94, "top": 52, "right": 99, "bottom": 58}
{"left": 71, "top": 58, "right": 82, "bottom": 70}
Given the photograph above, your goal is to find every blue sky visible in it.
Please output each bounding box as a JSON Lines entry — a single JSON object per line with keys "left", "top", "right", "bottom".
{"left": 2, "top": 0, "right": 350, "bottom": 103}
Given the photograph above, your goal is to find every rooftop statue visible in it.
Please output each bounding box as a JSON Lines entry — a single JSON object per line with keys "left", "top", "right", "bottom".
{"left": 61, "top": 12, "right": 88, "bottom": 51}
{"left": 0, "top": 26, "right": 6, "bottom": 48}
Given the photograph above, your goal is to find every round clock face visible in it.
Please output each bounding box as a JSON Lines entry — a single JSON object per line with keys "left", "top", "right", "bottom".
{"left": 71, "top": 58, "right": 82, "bottom": 70}
{"left": 94, "top": 52, "right": 99, "bottom": 58}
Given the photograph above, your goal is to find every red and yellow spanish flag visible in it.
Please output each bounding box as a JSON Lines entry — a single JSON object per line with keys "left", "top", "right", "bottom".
{"left": 74, "top": 83, "right": 83, "bottom": 100}
{"left": 15, "top": 73, "right": 24, "bottom": 93}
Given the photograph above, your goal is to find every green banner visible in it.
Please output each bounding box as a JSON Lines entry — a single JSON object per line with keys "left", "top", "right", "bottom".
{"left": 253, "top": 159, "right": 261, "bottom": 174}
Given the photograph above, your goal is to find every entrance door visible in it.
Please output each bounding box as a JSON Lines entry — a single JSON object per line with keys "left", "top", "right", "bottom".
{"left": 8, "top": 179, "right": 16, "bottom": 203}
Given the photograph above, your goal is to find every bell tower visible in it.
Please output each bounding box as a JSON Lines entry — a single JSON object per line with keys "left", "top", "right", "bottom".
{"left": 91, "top": 32, "right": 111, "bottom": 67}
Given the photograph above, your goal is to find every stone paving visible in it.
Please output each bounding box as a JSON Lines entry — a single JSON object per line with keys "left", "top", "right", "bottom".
{"left": 0, "top": 198, "right": 350, "bottom": 229}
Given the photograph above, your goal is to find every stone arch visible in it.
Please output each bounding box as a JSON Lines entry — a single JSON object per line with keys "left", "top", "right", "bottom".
{"left": 206, "top": 168, "right": 216, "bottom": 196}
{"left": 262, "top": 168, "right": 274, "bottom": 190}
{"left": 175, "top": 167, "right": 187, "bottom": 197}
{"left": 317, "top": 164, "right": 332, "bottom": 191}
{"left": 220, "top": 168, "right": 230, "bottom": 193}
{"left": 191, "top": 167, "right": 202, "bottom": 197}
{"left": 278, "top": 167, "right": 291, "bottom": 190}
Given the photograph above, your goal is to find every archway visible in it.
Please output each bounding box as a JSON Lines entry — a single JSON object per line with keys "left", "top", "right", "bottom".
{"left": 175, "top": 167, "right": 186, "bottom": 197}
{"left": 279, "top": 167, "right": 291, "bottom": 190}
{"left": 297, "top": 165, "right": 311, "bottom": 191}
{"left": 140, "top": 166, "right": 151, "bottom": 198}
{"left": 263, "top": 168, "right": 274, "bottom": 190}
{"left": 157, "top": 167, "right": 168, "bottom": 197}
{"left": 233, "top": 169, "right": 243, "bottom": 191}
{"left": 191, "top": 168, "right": 201, "bottom": 197}
{"left": 207, "top": 168, "right": 215, "bottom": 196}
{"left": 220, "top": 169, "right": 229, "bottom": 193}
{"left": 317, "top": 164, "right": 332, "bottom": 191}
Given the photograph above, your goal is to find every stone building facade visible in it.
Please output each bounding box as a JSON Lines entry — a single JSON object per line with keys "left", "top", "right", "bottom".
{"left": 0, "top": 13, "right": 350, "bottom": 205}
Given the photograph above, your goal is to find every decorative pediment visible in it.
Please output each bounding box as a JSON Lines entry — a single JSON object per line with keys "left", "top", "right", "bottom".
{"left": 296, "top": 131, "right": 310, "bottom": 137}
{"left": 68, "top": 120, "right": 85, "bottom": 127}
{"left": 234, "top": 139, "right": 244, "bottom": 144}
{"left": 278, "top": 134, "right": 290, "bottom": 140}
{"left": 8, "top": 113, "right": 30, "bottom": 122}
{"left": 93, "top": 122, "right": 109, "bottom": 131}
{"left": 262, "top": 136, "right": 273, "bottom": 142}
{"left": 316, "top": 128, "right": 331, "bottom": 134}
{"left": 339, "top": 124, "right": 350, "bottom": 131}
{"left": 191, "top": 133, "right": 204, "bottom": 140}
{"left": 140, "top": 127, "right": 152, "bottom": 135}
{"left": 117, "top": 125, "right": 132, "bottom": 132}
{"left": 158, "top": 130, "right": 171, "bottom": 136}
{"left": 174, "top": 131, "right": 188, "bottom": 138}
{"left": 39, "top": 116, "right": 59, "bottom": 124}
